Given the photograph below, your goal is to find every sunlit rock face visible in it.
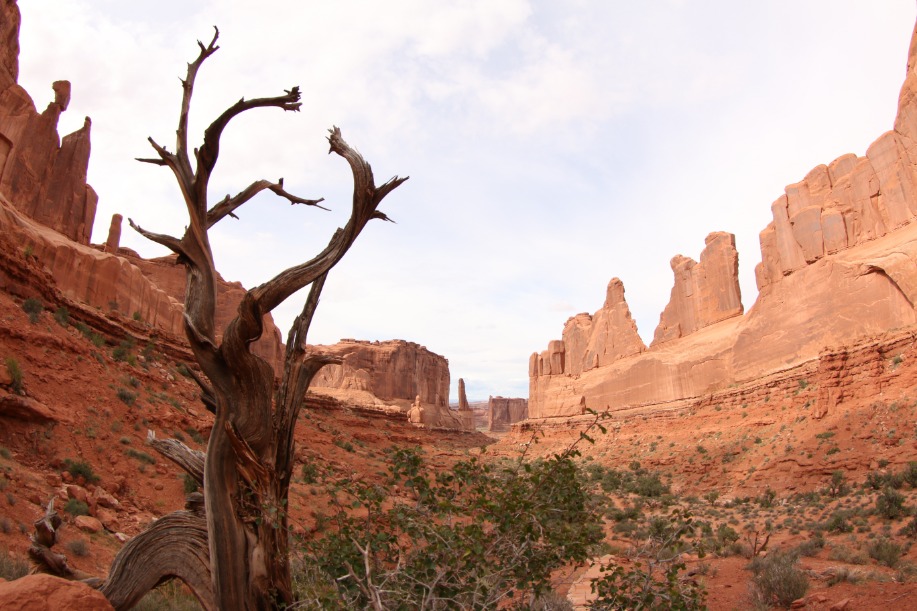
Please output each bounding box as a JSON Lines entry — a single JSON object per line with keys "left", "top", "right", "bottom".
{"left": 311, "top": 338, "right": 451, "bottom": 407}
{"left": 529, "top": 18, "right": 917, "bottom": 420}
{"left": 487, "top": 396, "right": 528, "bottom": 432}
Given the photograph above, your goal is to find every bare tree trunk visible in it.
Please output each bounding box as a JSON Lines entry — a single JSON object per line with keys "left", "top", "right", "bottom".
{"left": 98, "top": 27, "right": 406, "bottom": 609}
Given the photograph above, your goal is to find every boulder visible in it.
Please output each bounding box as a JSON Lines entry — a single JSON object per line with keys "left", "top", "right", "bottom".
{"left": 0, "top": 574, "right": 113, "bottom": 610}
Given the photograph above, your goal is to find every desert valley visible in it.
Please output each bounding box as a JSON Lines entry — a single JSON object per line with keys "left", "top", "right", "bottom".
{"left": 4, "top": 1, "right": 917, "bottom": 609}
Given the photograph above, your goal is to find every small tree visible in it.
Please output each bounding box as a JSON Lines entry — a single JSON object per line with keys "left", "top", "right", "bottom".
{"left": 36, "top": 28, "right": 406, "bottom": 609}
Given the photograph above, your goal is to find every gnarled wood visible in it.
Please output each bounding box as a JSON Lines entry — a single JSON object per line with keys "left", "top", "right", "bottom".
{"left": 99, "top": 504, "right": 213, "bottom": 611}
{"left": 147, "top": 430, "right": 205, "bottom": 485}
{"left": 107, "top": 26, "right": 407, "bottom": 610}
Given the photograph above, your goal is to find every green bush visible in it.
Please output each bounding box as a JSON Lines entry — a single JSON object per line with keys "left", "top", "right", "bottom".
{"left": 302, "top": 444, "right": 606, "bottom": 608}
{"left": 117, "top": 387, "right": 137, "bottom": 407}
{"left": 53, "top": 306, "right": 69, "bottom": 326}
{"left": 63, "top": 458, "right": 99, "bottom": 483}
{"left": 66, "top": 539, "right": 90, "bottom": 557}
{"left": 300, "top": 460, "right": 319, "bottom": 484}
{"left": 64, "top": 498, "right": 90, "bottom": 516}
{"left": 21, "top": 298, "right": 43, "bottom": 323}
{"left": 867, "top": 537, "right": 902, "bottom": 568}
{"left": 876, "top": 486, "right": 907, "bottom": 520}
{"left": 127, "top": 449, "right": 156, "bottom": 465}
{"left": 182, "top": 473, "right": 200, "bottom": 494}
{"left": 590, "top": 509, "right": 705, "bottom": 609}
{"left": 748, "top": 550, "right": 808, "bottom": 608}
{"left": 4, "top": 358, "right": 23, "bottom": 395}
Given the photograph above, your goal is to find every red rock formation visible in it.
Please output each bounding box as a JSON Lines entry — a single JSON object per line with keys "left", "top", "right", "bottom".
{"left": 487, "top": 396, "right": 527, "bottom": 432}
{"left": 123, "top": 252, "right": 285, "bottom": 370}
{"left": 0, "top": 574, "right": 114, "bottom": 610}
{"left": 0, "top": 0, "right": 19, "bottom": 92}
{"left": 104, "top": 213, "right": 122, "bottom": 253}
{"left": 311, "top": 339, "right": 450, "bottom": 407}
{"left": 0, "top": 6, "right": 96, "bottom": 245}
{"left": 457, "top": 378, "right": 474, "bottom": 431}
{"left": 528, "top": 15, "right": 917, "bottom": 420}
{"left": 0, "top": 193, "right": 185, "bottom": 333}
{"left": 652, "top": 232, "right": 743, "bottom": 346}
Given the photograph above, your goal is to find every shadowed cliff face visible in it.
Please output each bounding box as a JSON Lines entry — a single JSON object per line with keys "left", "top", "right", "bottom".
{"left": 529, "top": 17, "right": 917, "bottom": 420}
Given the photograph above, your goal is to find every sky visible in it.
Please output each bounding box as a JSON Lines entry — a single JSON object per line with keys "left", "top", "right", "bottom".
{"left": 15, "top": 1, "right": 917, "bottom": 402}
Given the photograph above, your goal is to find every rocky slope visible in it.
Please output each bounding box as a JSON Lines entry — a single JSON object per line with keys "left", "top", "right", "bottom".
{"left": 529, "top": 18, "right": 917, "bottom": 421}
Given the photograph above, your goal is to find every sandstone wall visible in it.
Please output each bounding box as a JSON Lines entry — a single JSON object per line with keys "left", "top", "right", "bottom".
{"left": 311, "top": 339, "right": 450, "bottom": 407}
{"left": 0, "top": 194, "right": 184, "bottom": 334}
{"left": 0, "top": 71, "right": 96, "bottom": 243}
{"left": 123, "top": 251, "right": 284, "bottom": 370}
{"left": 529, "top": 17, "right": 917, "bottom": 420}
{"left": 487, "top": 396, "right": 528, "bottom": 432}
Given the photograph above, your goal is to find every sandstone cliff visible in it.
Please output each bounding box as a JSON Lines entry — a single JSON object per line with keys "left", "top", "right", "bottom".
{"left": 310, "top": 339, "right": 451, "bottom": 407}
{"left": 529, "top": 18, "right": 917, "bottom": 420}
{"left": 0, "top": 11, "right": 96, "bottom": 245}
{"left": 486, "top": 396, "right": 528, "bottom": 432}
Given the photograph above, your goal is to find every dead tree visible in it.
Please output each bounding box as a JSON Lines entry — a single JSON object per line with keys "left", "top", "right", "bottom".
{"left": 96, "top": 28, "right": 406, "bottom": 609}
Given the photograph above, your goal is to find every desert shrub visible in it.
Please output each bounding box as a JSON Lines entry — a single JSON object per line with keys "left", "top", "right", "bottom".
{"left": 185, "top": 427, "right": 204, "bottom": 445}
{"left": 829, "top": 543, "right": 869, "bottom": 565}
{"left": 300, "top": 460, "right": 319, "bottom": 485}
{"left": 127, "top": 449, "right": 156, "bottom": 465}
{"left": 822, "top": 509, "right": 855, "bottom": 534}
{"left": 64, "top": 498, "right": 90, "bottom": 516}
{"left": 112, "top": 338, "right": 136, "bottom": 365}
{"left": 756, "top": 487, "right": 777, "bottom": 508}
{"left": 302, "top": 444, "right": 606, "bottom": 609}
{"left": 21, "top": 297, "right": 43, "bottom": 323}
{"left": 826, "top": 470, "right": 849, "bottom": 498}
{"left": 4, "top": 358, "right": 23, "bottom": 395}
{"left": 876, "top": 486, "right": 907, "bottom": 520}
{"left": 63, "top": 458, "right": 99, "bottom": 483}
{"left": 794, "top": 534, "right": 825, "bottom": 557}
{"left": 866, "top": 470, "right": 905, "bottom": 491}
{"left": 117, "top": 387, "right": 137, "bottom": 407}
{"left": 182, "top": 473, "right": 200, "bottom": 494}
{"left": 748, "top": 550, "right": 808, "bottom": 608}
{"left": 590, "top": 509, "right": 705, "bottom": 610}
{"left": 903, "top": 462, "right": 917, "bottom": 488}
{"left": 868, "top": 537, "right": 902, "bottom": 568}
{"left": 53, "top": 306, "right": 69, "bottom": 326}
{"left": 0, "top": 546, "right": 28, "bottom": 581}
{"left": 631, "top": 472, "right": 669, "bottom": 498}
{"left": 899, "top": 517, "right": 917, "bottom": 539}
{"left": 67, "top": 539, "right": 90, "bottom": 557}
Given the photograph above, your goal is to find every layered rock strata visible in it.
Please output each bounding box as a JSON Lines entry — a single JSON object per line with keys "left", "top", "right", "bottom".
{"left": 311, "top": 339, "right": 450, "bottom": 407}
{"left": 529, "top": 17, "right": 917, "bottom": 420}
{"left": 487, "top": 396, "right": 528, "bottom": 432}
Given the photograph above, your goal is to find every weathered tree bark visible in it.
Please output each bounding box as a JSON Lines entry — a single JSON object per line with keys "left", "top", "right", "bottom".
{"left": 100, "top": 27, "right": 406, "bottom": 609}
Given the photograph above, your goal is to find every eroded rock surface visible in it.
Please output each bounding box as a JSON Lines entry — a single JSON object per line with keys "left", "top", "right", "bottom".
{"left": 487, "top": 396, "right": 528, "bottom": 432}
{"left": 311, "top": 339, "right": 450, "bottom": 407}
